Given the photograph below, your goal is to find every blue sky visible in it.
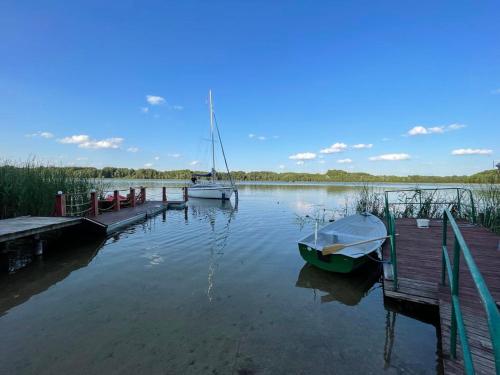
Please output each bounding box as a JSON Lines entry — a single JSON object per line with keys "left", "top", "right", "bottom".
{"left": 0, "top": 1, "right": 498, "bottom": 176}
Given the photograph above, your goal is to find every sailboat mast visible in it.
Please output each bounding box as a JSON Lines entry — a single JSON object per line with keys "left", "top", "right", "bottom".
{"left": 209, "top": 90, "right": 215, "bottom": 182}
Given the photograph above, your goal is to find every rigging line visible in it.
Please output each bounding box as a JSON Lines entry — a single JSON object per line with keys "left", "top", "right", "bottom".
{"left": 213, "top": 112, "right": 235, "bottom": 188}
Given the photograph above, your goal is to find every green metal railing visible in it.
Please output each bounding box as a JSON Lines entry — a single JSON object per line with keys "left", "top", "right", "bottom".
{"left": 384, "top": 187, "right": 476, "bottom": 223}
{"left": 441, "top": 208, "right": 500, "bottom": 374}
{"left": 387, "top": 212, "right": 398, "bottom": 289}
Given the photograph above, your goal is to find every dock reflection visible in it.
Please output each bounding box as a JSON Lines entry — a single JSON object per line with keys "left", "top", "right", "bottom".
{"left": 295, "top": 261, "right": 381, "bottom": 306}
{"left": 0, "top": 238, "right": 105, "bottom": 316}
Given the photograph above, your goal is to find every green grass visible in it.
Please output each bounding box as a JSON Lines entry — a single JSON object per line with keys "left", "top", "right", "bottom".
{"left": 353, "top": 183, "right": 500, "bottom": 234}
{"left": 0, "top": 161, "right": 102, "bottom": 219}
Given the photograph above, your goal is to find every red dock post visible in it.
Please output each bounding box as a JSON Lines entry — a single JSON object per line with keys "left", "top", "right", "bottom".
{"left": 140, "top": 186, "right": 146, "bottom": 203}
{"left": 114, "top": 190, "right": 120, "bottom": 211}
{"left": 90, "top": 190, "right": 98, "bottom": 216}
{"left": 54, "top": 191, "right": 66, "bottom": 217}
{"left": 130, "top": 188, "right": 136, "bottom": 207}
{"left": 162, "top": 187, "right": 167, "bottom": 203}
{"left": 183, "top": 187, "right": 188, "bottom": 202}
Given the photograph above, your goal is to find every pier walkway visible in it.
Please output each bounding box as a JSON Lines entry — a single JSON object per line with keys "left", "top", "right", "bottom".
{"left": 382, "top": 218, "right": 500, "bottom": 374}
{"left": 84, "top": 200, "right": 185, "bottom": 233}
{"left": 0, "top": 216, "right": 81, "bottom": 243}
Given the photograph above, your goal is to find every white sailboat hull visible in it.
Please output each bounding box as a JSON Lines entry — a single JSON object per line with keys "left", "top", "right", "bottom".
{"left": 188, "top": 185, "right": 234, "bottom": 200}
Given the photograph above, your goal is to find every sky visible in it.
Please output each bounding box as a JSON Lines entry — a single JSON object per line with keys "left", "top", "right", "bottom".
{"left": 0, "top": 1, "right": 499, "bottom": 176}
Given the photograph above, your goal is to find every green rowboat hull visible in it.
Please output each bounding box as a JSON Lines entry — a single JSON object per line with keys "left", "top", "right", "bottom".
{"left": 298, "top": 243, "right": 371, "bottom": 273}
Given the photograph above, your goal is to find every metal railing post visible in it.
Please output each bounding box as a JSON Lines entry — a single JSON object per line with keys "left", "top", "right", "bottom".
{"left": 450, "top": 237, "right": 461, "bottom": 358}
{"left": 442, "top": 214, "right": 447, "bottom": 286}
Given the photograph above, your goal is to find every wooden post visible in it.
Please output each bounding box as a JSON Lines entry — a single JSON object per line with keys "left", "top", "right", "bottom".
{"left": 130, "top": 188, "right": 136, "bottom": 207}
{"left": 55, "top": 191, "right": 66, "bottom": 216}
{"left": 90, "top": 190, "right": 98, "bottom": 216}
{"left": 183, "top": 187, "right": 188, "bottom": 202}
{"left": 162, "top": 187, "right": 167, "bottom": 203}
{"left": 114, "top": 190, "right": 120, "bottom": 211}
{"left": 140, "top": 186, "right": 146, "bottom": 203}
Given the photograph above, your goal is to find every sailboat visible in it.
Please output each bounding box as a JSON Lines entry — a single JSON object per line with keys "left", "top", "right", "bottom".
{"left": 188, "top": 90, "right": 237, "bottom": 200}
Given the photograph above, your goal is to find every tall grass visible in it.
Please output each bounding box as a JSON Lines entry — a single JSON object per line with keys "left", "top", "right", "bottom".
{"left": 474, "top": 184, "right": 500, "bottom": 233}
{"left": 0, "top": 161, "right": 100, "bottom": 219}
{"left": 352, "top": 183, "right": 500, "bottom": 234}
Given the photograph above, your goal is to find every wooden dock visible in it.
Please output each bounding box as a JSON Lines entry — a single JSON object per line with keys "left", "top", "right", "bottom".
{"left": 382, "top": 218, "right": 500, "bottom": 374}
{"left": 84, "top": 200, "right": 185, "bottom": 233}
{"left": 0, "top": 216, "right": 82, "bottom": 243}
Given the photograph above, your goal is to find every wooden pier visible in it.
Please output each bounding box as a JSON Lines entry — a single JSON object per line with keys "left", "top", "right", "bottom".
{"left": 0, "top": 186, "right": 188, "bottom": 245}
{"left": 382, "top": 218, "right": 500, "bottom": 374}
{"left": 0, "top": 216, "right": 82, "bottom": 243}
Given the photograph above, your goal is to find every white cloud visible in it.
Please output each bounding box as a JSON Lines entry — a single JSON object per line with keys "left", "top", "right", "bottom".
{"left": 491, "top": 88, "right": 500, "bottom": 95}
{"left": 369, "top": 153, "right": 410, "bottom": 161}
{"left": 249, "top": 133, "right": 273, "bottom": 141}
{"left": 26, "top": 131, "right": 54, "bottom": 139}
{"left": 382, "top": 137, "right": 390, "bottom": 142}
{"left": 407, "top": 124, "right": 466, "bottom": 136}
{"left": 451, "top": 148, "right": 492, "bottom": 156}
{"left": 289, "top": 152, "right": 317, "bottom": 160}
{"left": 79, "top": 138, "right": 123, "bottom": 149}
{"left": 337, "top": 158, "right": 353, "bottom": 164}
{"left": 59, "top": 134, "right": 123, "bottom": 149}
{"left": 190, "top": 160, "right": 200, "bottom": 166}
{"left": 144, "top": 163, "right": 153, "bottom": 168}
{"left": 352, "top": 143, "right": 373, "bottom": 149}
{"left": 278, "top": 164, "right": 285, "bottom": 169}
{"left": 141, "top": 107, "right": 149, "bottom": 113}
{"left": 154, "top": 156, "right": 160, "bottom": 161}
{"left": 58, "top": 135, "right": 90, "bottom": 144}
{"left": 296, "top": 161, "right": 305, "bottom": 165}
{"left": 76, "top": 157, "right": 88, "bottom": 161}
{"left": 168, "top": 153, "right": 181, "bottom": 158}
{"left": 320, "top": 142, "right": 347, "bottom": 154}
{"left": 172, "top": 105, "right": 184, "bottom": 111}
{"left": 318, "top": 159, "right": 326, "bottom": 164}
{"left": 146, "top": 95, "right": 165, "bottom": 105}
{"left": 127, "top": 147, "right": 139, "bottom": 153}
{"left": 447, "top": 123, "right": 465, "bottom": 130}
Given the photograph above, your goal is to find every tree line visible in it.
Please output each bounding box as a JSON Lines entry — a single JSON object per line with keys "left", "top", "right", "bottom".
{"left": 30, "top": 166, "right": 500, "bottom": 184}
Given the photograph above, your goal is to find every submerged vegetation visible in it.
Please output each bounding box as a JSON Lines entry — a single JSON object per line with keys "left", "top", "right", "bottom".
{"left": 0, "top": 161, "right": 101, "bottom": 219}
{"left": 2, "top": 165, "right": 497, "bottom": 184}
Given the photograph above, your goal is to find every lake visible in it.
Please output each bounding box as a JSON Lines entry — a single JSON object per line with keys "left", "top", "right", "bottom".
{"left": 0, "top": 183, "right": 440, "bottom": 374}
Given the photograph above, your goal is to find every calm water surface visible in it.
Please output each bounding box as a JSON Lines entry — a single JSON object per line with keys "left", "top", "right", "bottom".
{"left": 0, "top": 184, "right": 439, "bottom": 374}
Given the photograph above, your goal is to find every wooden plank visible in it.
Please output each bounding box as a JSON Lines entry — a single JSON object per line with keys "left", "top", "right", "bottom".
{"left": 382, "top": 218, "right": 500, "bottom": 374}
{"left": 0, "top": 216, "right": 82, "bottom": 243}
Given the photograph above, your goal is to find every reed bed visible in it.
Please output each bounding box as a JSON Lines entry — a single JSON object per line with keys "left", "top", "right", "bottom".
{"left": 352, "top": 183, "right": 500, "bottom": 234}
{"left": 0, "top": 161, "right": 102, "bottom": 219}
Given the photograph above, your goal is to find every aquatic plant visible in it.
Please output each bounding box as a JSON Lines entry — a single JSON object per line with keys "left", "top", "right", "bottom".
{"left": 473, "top": 183, "right": 500, "bottom": 234}
{"left": 0, "top": 160, "right": 102, "bottom": 219}
{"left": 352, "top": 182, "right": 500, "bottom": 234}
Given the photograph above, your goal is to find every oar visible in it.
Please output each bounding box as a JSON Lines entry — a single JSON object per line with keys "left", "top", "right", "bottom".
{"left": 322, "top": 235, "right": 393, "bottom": 256}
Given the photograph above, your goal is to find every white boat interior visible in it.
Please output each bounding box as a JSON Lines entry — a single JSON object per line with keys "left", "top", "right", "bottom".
{"left": 298, "top": 213, "right": 386, "bottom": 258}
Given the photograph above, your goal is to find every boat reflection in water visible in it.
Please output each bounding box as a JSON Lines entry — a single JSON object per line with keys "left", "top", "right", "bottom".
{"left": 188, "top": 198, "right": 236, "bottom": 302}
{"left": 295, "top": 260, "right": 382, "bottom": 306}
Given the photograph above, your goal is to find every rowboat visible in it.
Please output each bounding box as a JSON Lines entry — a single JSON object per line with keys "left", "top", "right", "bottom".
{"left": 297, "top": 213, "right": 387, "bottom": 273}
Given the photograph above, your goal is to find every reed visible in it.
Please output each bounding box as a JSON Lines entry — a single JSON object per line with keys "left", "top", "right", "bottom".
{"left": 352, "top": 182, "right": 500, "bottom": 234}
{"left": 474, "top": 183, "right": 500, "bottom": 234}
{"left": 0, "top": 160, "right": 101, "bottom": 219}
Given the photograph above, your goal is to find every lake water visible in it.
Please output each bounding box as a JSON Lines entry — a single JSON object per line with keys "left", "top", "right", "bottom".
{"left": 0, "top": 183, "right": 440, "bottom": 374}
